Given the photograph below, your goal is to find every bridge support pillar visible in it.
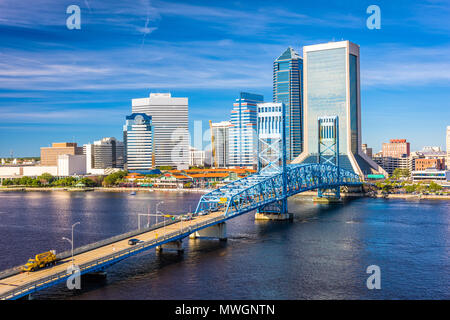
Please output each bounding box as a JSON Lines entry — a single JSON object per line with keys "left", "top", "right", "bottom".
{"left": 156, "top": 240, "right": 184, "bottom": 253}
{"left": 189, "top": 222, "right": 227, "bottom": 241}
{"left": 255, "top": 198, "right": 292, "bottom": 221}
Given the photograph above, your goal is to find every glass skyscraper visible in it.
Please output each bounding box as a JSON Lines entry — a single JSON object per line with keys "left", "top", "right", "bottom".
{"left": 229, "top": 92, "right": 264, "bottom": 167}
{"left": 123, "top": 113, "right": 154, "bottom": 171}
{"left": 273, "top": 47, "right": 303, "bottom": 161}
{"left": 293, "top": 41, "right": 385, "bottom": 177}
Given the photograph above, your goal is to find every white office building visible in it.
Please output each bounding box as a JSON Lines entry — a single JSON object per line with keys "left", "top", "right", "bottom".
{"left": 211, "top": 121, "right": 230, "bottom": 168}
{"left": 57, "top": 154, "right": 86, "bottom": 176}
{"left": 123, "top": 113, "right": 154, "bottom": 171}
{"left": 132, "top": 93, "right": 189, "bottom": 168}
{"left": 189, "top": 146, "right": 205, "bottom": 167}
{"left": 84, "top": 137, "right": 124, "bottom": 173}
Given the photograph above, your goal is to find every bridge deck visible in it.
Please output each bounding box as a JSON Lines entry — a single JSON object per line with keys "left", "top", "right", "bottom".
{"left": 0, "top": 210, "right": 226, "bottom": 300}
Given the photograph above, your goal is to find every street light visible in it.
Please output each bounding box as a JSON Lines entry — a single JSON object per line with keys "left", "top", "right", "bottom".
{"left": 62, "top": 221, "right": 80, "bottom": 266}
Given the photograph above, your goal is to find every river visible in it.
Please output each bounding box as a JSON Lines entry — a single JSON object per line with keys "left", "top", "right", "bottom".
{"left": 0, "top": 191, "right": 448, "bottom": 299}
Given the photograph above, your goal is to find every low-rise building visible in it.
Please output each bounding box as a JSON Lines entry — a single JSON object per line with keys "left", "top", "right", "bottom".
{"left": 411, "top": 168, "right": 450, "bottom": 183}
{"left": 415, "top": 158, "right": 445, "bottom": 171}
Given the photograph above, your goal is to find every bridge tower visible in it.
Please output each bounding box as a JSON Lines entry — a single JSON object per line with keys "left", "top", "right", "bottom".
{"left": 254, "top": 102, "right": 291, "bottom": 220}
{"left": 316, "top": 116, "right": 341, "bottom": 200}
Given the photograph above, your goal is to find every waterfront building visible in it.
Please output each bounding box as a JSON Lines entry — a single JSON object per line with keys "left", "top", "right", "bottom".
{"left": 40, "top": 142, "right": 83, "bottom": 166}
{"left": 382, "top": 139, "right": 410, "bottom": 158}
{"left": 132, "top": 93, "right": 189, "bottom": 168}
{"left": 373, "top": 154, "right": 410, "bottom": 175}
{"left": 293, "top": 41, "right": 385, "bottom": 177}
{"left": 83, "top": 137, "right": 124, "bottom": 173}
{"left": 415, "top": 158, "right": 445, "bottom": 171}
{"left": 447, "top": 126, "right": 450, "bottom": 170}
{"left": 57, "top": 154, "right": 86, "bottom": 176}
{"left": 123, "top": 113, "right": 154, "bottom": 171}
{"left": 229, "top": 92, "right": 264, "bottom": 168}
{"left": 273, "top": 47, "right": 303, "bottom": 160}
{"left": 189, "top": 146, "right": 206, "bottom": 167}
{"left": 210, "top": 121, "right": 231, "bottom": 168}
{"left": 411, "top": 168, "right": 450, "bottom": 183}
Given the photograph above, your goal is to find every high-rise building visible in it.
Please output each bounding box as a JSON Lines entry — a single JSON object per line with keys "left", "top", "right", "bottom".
{"left": 229, "top": 92, "right": 264, "bottom": 168}
{"left": 447, "top": 126, "right": 450, "bottom": 170}
{"left": 293, "top": 41, "right": 385, "bottom": 177}
{"left": 210, "top": 121, "right": 230, "bottom": 168}
{"left": 123, "top": 113, "right": 154, "bottom": 171}
{"left": 132, "top": 93, "right": 189, "bottom": 168}
{"left": 83, "top": 137, "right": 124, "bottom": 172}
{"left": 273, "top": 47, "right": 303, "bottom": 160}
{"left": 40, "top": 142, "right": 83, "bottom": 166}
{"left": 382, "top": 139, "right": 410, "bottom": 158}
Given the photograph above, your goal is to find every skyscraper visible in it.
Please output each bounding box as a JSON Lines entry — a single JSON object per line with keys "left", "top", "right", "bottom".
{"left": 210, "top": 121, "right": 230, "bottom": 168}
{"left": 293, "top": 41, "right": 385, "bottom": 177}
{"left": 447, "top": 126, "right": 450, "bottom": 170}
{"left": 123, "top": 113, "right": 153, "bottom": 171}
{"left": 132, "top": 93, "right": 189, "bottom": 168}
{"left": 229, "top": 92, "right": 264, "bottom": 168}
{"left": 273, "top": 47, "right": 303, "bottom": 161}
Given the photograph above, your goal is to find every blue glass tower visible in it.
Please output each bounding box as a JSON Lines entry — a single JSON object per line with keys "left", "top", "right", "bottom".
{"left": 229, "top": 92, "right": 264, "bottom": 167}
{"left": 273, "top": 47, "right": 303, "bottom": 161}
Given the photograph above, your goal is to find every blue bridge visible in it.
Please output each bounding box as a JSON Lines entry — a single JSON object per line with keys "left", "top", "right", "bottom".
{"left": 0, "top": 109, "right": 363, "bottom": 299}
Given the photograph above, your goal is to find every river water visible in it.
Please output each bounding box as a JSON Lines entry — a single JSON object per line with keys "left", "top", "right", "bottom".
{"left": 0, "top": 191, "right": 448, "bottom": 299}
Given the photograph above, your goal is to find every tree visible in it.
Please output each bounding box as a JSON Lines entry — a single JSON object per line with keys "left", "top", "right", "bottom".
{"left": 405, "top": 185, "right": 416, "bottom": 193}
{"left": 103, "top": 170, "right": 128, "bottom": 186}
{"left": 428, "top": 182, "right": 443, "bottom": 193}
{"left": 38, "top": 173, "right": 54, "bottom": 185}
{"left": 78, "top": 177, "right": 97, "bottom": 187}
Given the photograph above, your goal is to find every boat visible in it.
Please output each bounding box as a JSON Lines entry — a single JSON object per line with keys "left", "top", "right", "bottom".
{"left": 130, "top": 191, "right": 136, "bottom": 195}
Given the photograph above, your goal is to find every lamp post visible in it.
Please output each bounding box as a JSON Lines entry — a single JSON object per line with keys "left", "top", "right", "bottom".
{"left": 62, "top": 221, "right": 80, "bottom": 267}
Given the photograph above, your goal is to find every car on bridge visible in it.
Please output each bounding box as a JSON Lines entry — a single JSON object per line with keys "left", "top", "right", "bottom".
{"left": 128, "top": 239, "right": 141, "bottom": 246}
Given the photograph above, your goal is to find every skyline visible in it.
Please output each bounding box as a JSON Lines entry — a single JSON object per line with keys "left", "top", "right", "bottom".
{"left": 0, "top": 0, "right": 449, "bottom": 157}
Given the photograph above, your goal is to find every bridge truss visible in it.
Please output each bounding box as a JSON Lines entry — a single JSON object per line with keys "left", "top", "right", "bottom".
{"left": 195, "top": 163, "right": 361, "bottom": 218}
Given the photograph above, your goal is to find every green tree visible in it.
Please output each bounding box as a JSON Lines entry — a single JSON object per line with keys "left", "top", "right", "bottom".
{"left": 428, "top": 182, "right": 443, "bottom": 193}
{"left": 38, "top": 173, "right": 54, "bottom": 185}
{"left": 103, "top": 170, "right": 128, "bottom": 186}
{"left": 78, "top": 177, "right": 97, "bottom": 187}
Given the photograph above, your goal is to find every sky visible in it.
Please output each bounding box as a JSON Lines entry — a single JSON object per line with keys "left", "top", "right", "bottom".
{"left": 0, "top": 0, "right": 449, "bottom": 157}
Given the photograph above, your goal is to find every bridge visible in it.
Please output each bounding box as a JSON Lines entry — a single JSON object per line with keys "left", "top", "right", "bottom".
{"left": 0, "top": 109, "right": 362, "bottom": 300}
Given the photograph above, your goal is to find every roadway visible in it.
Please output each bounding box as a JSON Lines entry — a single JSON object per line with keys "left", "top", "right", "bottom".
{"left": 0, "top": 210, "right": 226, "bottom": 299}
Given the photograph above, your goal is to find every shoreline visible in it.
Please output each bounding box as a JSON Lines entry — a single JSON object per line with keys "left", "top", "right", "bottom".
{"left": 1, "top": 187, "right": 449, "bottom": 200}
{"left": 0, "top": 186, "right": 211, "bottom": 193}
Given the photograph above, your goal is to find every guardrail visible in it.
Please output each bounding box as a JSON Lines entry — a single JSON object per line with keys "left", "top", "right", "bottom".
{"left": 0, "top": 214, "right": 226, "bottom": 300}
{"left": 0, "top": 219, "right": 179, "bottom": 281}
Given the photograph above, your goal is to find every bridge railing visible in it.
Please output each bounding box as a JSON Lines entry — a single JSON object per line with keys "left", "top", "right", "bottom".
{"left": 0, "top": 214, "right": 227, "bottom": 300}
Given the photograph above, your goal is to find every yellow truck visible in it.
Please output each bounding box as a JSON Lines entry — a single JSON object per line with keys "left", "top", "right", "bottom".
{"left": 22, "top": 250, "right": 57, "bottom": 272}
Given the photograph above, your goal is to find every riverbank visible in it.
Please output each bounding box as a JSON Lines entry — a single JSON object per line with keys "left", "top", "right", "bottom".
{"left": 1, "top": 187, "right": 449, "bottom": 200}
{"left": 0, "top": 186, "right": 211, "bottom": 193}
{"left": 292, "top": 191, "right": 450, "bottom": 200}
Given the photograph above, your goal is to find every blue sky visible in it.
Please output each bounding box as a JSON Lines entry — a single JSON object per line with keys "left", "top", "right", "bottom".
{"left": 0, "top": 0, "right": 449, "bottom": 157}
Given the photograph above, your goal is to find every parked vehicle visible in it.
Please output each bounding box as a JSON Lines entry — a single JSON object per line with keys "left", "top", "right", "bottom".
{"left": 22, "top": 250, "right": 57, "bottom": 272}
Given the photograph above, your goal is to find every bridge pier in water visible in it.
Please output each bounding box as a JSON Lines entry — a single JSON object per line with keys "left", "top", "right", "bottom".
{"left": 189, "top": 222, "right": 227, "bottom": 241}
{"left": 156, "top": 239, "right": 184, "bottom": 253}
